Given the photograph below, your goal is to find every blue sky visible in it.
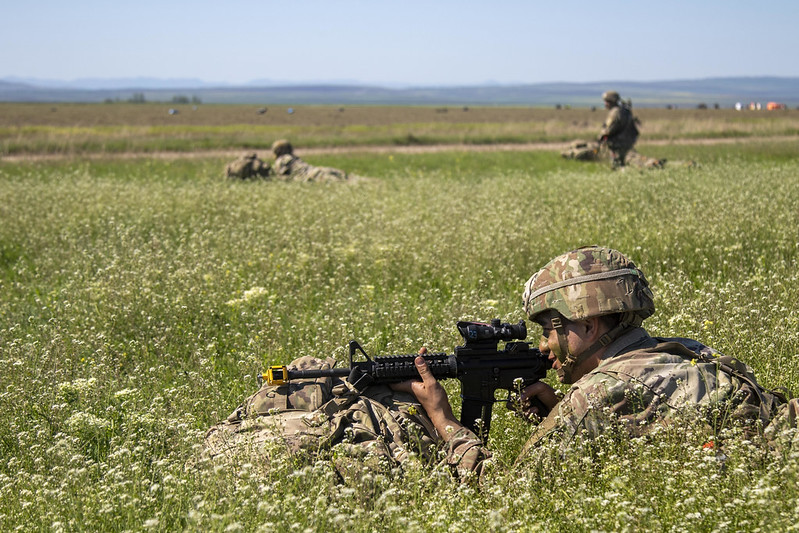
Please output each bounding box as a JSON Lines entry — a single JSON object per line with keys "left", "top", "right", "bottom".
{"left": 3, "top": 0, "right": 798, "bottom": 87}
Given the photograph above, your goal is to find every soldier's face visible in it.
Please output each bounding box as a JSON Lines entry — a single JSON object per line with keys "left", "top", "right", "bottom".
{"left": 536, "top": 313, "right": 601, "bottom": 383}
{"left": 536, "top": 314, "right": 589, "bottom": 360}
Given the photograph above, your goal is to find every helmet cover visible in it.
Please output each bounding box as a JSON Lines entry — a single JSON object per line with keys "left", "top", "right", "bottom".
{"left": 522, "top": 245, "right": 655, "bottom": 324}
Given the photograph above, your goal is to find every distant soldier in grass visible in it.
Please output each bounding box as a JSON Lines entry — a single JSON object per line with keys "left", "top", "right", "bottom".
{"left": 598, "top": 91, "right": 640, "bottom": 168}
{"left": 560, "top": 140, "right": 603, "bottom": 162}
{"left": 224, "top": 152, "right": 272, "bottom": 180}
{"left": 623, "top": 150, "right": 668, "bottom": 169}
{"left": 561, "top": 139, "right": 668, "bottom": 169}
{"left": 395, "top": 246, "right": 798, "bottom": 477}
{"left": 271, "top": 139, "right": 347, "bottom": 182}
{"left": 566, "top": 90, "right": 672, "bottom": 168}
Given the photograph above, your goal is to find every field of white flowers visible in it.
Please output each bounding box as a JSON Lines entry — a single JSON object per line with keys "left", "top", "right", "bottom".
{"left": 1, "top": 148, "right": 798, "bottom": 532}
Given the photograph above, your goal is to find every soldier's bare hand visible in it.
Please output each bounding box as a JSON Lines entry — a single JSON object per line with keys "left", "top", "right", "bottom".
{"left": 520, "top": 381, "right": 560, "bottom": 420}
{"left": 389, "top": 348, "right": 463, "bottom": 441}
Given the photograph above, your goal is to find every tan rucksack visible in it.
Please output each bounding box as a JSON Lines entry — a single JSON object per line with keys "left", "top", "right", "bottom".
{"left": 202, "top": 356, "right": 439, "bottom": 479}
{"left": 561, "top": 140, "right": 601, "bottom": 161}
{"left": 225, "top": 153, "right": 272, "bottom": 180}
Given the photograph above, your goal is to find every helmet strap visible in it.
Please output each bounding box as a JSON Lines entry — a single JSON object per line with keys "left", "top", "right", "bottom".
{"left": 552, "top": 312, "right": 642, "bottom": 383}
{"left": 551, "top": 316, "right": 580, "bottom": 382}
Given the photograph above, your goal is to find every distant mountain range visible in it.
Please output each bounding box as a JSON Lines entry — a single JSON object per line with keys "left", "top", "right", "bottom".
{"left": 1, "top": 76, "right": 798, "bottom": 108}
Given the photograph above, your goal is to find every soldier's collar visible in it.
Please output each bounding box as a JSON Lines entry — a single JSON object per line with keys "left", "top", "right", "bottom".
{"left": 600, "top": 327, "right": 651, "bottom": 361}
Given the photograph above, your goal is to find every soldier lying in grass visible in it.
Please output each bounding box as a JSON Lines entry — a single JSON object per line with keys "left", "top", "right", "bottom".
{"left": 395, "top": 246, "right": 798, "bottom": 477}
{"left": 203, "top": 246, "right": 798, "bottom": 480}
{"left": 271, "top": 139, "right": 347, "bottom": 183}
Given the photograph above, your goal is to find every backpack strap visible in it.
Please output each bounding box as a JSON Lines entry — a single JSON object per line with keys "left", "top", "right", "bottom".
{"left": 301, "top": 378, "right": 365, "bottom": 427}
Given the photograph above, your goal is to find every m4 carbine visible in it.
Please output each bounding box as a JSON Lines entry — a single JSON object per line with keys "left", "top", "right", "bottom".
{"left": 262, "top": 319, "right": 552, "bottom": 441}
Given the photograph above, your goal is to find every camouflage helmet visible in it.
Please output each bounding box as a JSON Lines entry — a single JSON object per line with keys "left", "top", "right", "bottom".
{"left": 522, "top": 245, "right": 655, "bottom": 324}
{"left": 602, "top": 91, "right": 620, "bottom": 104}
{"left": 272, "top": 139, "right": 293, "bottom": 157}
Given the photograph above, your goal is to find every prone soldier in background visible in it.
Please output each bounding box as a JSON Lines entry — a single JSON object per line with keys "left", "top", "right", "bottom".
{"left": 271, "top": 139, "right": 348, "bottom": 182}
{"left": 224, "top": 152, "right": 272, "bottom": 180}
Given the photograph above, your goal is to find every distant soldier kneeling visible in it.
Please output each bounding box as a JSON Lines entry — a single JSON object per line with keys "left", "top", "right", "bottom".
{"left": 598, "top": 90, "right": 640, "bottom": 168}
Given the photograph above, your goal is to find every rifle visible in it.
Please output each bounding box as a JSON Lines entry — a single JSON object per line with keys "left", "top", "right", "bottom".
{"left": 262, "top": 319, "right": 552, "bottom": 441}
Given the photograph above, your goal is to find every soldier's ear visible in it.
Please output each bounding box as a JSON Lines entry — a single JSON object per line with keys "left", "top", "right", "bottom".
{"left": 582, "top": 317, "right": 605, "bottom": 342}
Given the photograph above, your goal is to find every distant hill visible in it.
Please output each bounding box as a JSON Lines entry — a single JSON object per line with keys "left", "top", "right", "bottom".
{"left": 1, "top": 77, "right": 798, "bottom": 108}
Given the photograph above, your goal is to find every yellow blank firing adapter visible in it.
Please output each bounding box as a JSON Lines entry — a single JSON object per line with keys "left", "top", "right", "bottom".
{"left": 263, "top": 365, "right": 289, "bottom": 386}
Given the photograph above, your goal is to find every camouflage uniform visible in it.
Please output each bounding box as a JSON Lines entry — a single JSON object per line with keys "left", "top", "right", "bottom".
{"left": 203, "top": 356, "right": 487, "bottom": 480}
{"left": 442, "top": 327, "right": 797, "bottom": 473}
{"left": 206, "top": 246, "right": 797, "bottom": 479}
{"left": 273, "top": 153, "right": 348, "bottom": 183}
{"left": 517, "top": 328, "right": 794, "bottom": 457}
{"left": 225, "top": 152, "right": 272, "bottom": 180}
{"left": 438, "top": 246, "right": 798, "bottom": 475}
{"left": 560, "top": 140, "right": 602, "bottom": 161}
{"left": 624, "top": 150, "right": 666, "bottom": 169}
{"left": 562, "top": 140, "right": 667, "bottom": 169}
{"left": 600, "top": 95, "right": 639, "bottom": 168}
{"left": 270, "top": 138, "right": 347, "bottom": 183}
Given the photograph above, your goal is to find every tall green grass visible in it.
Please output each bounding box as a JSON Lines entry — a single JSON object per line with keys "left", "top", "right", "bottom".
{"left": 1, "top": 147, "right": 798, "bottom": 531}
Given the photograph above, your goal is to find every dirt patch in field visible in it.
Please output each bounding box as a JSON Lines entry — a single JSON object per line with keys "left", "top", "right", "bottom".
{"left": 1, "top": 136, "right": 796, "bottom": 163}
{"left": 1, "top": 142, "right": 552, "bottom": 163}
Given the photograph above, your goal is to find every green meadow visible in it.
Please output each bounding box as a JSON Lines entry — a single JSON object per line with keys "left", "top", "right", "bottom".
{"left": 1, "top": 110, "right": 799, "bottom": 531}
{"left": 3, "top": 103, "right": 799, "bottom": 156}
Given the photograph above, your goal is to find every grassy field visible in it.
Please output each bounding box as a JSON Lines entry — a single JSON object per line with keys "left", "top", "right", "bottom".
{"left": 2, "top": 102, "right": 799, "bottom": 156}
{"left": 1, "top": 108, "right": 799, "bottom": 531}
